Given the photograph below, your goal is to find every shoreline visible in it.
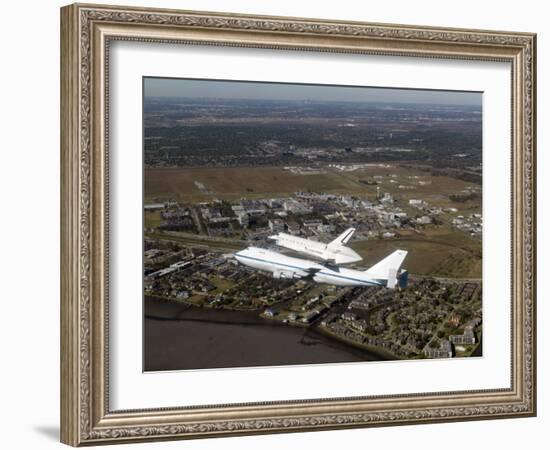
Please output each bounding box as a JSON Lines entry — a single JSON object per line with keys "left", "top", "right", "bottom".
{"left": 316, "top": 325, "right": 402, "bottom": 361}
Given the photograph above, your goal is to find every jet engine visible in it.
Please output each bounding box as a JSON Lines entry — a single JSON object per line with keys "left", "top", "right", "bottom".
{"left": 272, "top": 269, "right": 298, "bottom": 279}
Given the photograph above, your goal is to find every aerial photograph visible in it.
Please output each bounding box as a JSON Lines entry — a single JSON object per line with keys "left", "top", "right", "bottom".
{"left": 142, "top": 77, "right": 483, "bottom": 371}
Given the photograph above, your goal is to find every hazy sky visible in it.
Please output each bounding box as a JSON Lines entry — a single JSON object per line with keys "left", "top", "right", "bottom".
{"left": 144, "top": 77, "right": 481, "bottom": 106}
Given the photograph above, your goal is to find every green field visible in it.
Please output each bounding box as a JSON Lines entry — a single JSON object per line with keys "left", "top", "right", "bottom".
{"left": 208, "top": 276, "right": 236, "bottom": 294}
{"left": 144, "top": 211, "right": 162, "bottom": 228}
{"left": 350, "top": 228, "right": 481, "bottom": 278}
{"left": 341, "top": 165, "right": 481, "bottom": 211}
{"left": 146, "top": 231, "right": 246, "bottom": 252}
{"left": 145, "top": 165, "right": 481, "bottom": 213}
{"left": 145, "top": 166, "right": 365, "bottom": 202}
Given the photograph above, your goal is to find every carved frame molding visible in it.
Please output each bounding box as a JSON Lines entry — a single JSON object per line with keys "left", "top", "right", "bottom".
{"left": 61, "top": 3, "right": 536, "bottom": 446}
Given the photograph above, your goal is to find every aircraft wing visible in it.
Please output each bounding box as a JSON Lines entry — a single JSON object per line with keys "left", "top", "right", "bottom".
{"left": 272, "top": 264, "right": 321, "bottom": 280}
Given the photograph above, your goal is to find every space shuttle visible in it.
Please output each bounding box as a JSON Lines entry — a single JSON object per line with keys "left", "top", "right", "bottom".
{"left": 268, "top": 227, "right": 362, "bottom": 265}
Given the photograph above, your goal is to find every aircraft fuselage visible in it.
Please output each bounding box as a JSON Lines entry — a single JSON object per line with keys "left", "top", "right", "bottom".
{"left": 235, "top": 247, "right": 385, "bottom": 287}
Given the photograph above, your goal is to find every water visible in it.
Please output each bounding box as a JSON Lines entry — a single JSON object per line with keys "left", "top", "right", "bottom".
{"left": 144, "top": 296, "right": 387, "bottom": 371}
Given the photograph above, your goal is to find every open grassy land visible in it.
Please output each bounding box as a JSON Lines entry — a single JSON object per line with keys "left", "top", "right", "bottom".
{"left": 146, "top": 231, "right": 246, "bottom": 252}
{"left": 350, "top": 228, "right": 481, "bottom": 278}
{"left": 341, "top": 165, "right": 481, "bottom": 212}
{"left": 145, "top": 166, "right": 362, "bottom": 203}
{"left": 144, "top": 211, "right": 162, "bottom": 228}
{"left": 145, "top": 165, "right": 481, "bottom": 213}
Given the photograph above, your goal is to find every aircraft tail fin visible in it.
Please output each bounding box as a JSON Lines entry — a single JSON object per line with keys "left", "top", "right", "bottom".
{"left": 328, "top": 228, "right": 355, "bottom": 247}
{"left": 365, "top": 250, "right": 408, "bottom": 288}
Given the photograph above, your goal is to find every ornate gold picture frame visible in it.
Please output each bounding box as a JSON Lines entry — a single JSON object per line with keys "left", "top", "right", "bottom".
{"left": 60, "top": 3, "right": 536, "bottom": 446}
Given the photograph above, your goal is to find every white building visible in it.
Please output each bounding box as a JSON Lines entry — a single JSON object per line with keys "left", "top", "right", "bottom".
{"left": 416, "top": 216, "right": 432, "bottom": 225}
{"left": 236, "top": 212, "right": 249, "bottom": 227}
{"left": 268, "top": 219, "right": 285, "bottom": 233}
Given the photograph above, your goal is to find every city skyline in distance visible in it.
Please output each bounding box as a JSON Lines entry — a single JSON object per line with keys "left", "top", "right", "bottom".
{"left": 144, "top": 77, "right": 482, "bottom": 106}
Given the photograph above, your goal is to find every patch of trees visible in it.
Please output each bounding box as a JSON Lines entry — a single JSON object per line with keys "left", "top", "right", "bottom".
{"left": 430, "top": 168, "right": 482, "bottom": 185}
{"left": 359, "top": 179, "right": 378, "bottom": 185}
{"left": 449, "top": 192, "right": 480, "bottom": 202}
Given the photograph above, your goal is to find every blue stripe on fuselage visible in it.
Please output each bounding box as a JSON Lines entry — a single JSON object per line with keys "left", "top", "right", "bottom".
{"left": 236, "top": 252, "right": 383, "bottom": 286}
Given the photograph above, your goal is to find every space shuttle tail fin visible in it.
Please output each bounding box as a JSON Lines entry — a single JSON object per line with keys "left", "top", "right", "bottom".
{"left": 328, "top": 228, "right": 356, "bottom": 247}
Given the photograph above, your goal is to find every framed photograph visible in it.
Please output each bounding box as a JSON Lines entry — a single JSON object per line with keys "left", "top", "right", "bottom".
{"left": 60, "top": 3, "right": 536, "bottom": 446}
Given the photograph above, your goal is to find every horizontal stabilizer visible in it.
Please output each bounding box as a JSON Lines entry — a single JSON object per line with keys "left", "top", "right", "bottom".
{"left": 399, "top": 270, "right": 409, "bottom": 288}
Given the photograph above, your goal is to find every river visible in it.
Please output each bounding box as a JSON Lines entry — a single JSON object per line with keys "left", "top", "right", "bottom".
{"left": 144, "top": 296, "right": 387, "bottom": 371}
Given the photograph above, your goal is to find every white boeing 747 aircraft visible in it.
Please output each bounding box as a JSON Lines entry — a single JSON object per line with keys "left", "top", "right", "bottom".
{"left": 234, "top": 246, "right": 408, "bottom": 288}
{"left": 268, "top": 227, "right": 362, "bottom": 265}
